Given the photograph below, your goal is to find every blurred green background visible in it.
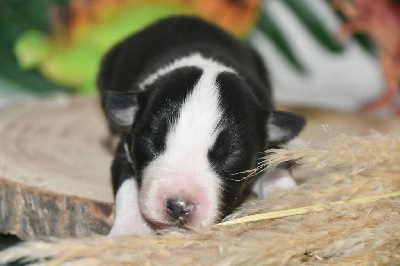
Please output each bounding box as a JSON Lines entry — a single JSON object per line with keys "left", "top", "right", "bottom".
{"left": 0, "top": 1, "right": 67, "bottom": 99}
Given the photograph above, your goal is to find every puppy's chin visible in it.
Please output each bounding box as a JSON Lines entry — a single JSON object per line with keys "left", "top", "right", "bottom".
{"left": 144, "top": 218, "right": 192, "bottom": 232}
{"left": 144, "top": 215, "right": 218, "bottom": 235}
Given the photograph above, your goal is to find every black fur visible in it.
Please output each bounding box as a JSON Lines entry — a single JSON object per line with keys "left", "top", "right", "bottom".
{"left": 210, "top": 72, "right": 269, "bottom": 215}
{"left": 98, "top": 15, "right": 272, "bottom": 200}
{"left": 97, "top": 16, "right": 270, "bottom": 104}
{"left": 98, "top": 16, "right": 305, "bottom": 225}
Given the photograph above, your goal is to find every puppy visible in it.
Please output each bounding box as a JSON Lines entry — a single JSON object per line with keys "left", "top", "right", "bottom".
{"left": 98, "top": 16, "right": 305, "bottom": 236}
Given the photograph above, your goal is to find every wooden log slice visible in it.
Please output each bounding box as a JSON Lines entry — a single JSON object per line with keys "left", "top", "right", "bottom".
{"left": 0, "top": 96, "right": 114, "bottom": 240}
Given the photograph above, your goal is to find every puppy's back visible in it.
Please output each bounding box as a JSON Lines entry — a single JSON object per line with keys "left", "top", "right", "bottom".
{"left": 98, "top": 16, "right": 269, "bottom": 104}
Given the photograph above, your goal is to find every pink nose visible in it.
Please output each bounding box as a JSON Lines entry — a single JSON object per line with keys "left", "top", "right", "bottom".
{"left": 166, "top": 199, "right": 194, "bottom": 223}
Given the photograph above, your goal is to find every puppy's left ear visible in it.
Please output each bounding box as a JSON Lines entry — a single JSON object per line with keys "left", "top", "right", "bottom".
{"left": 102, "top": 90, "right": 138, "bottom": 131}
{"left": 266, "top": 111, "right": 305, "bottom": 144}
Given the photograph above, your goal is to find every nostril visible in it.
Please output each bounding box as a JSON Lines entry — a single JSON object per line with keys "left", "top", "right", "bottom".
{"left": 166, "top": 199, "right": 194, "bottom": 222}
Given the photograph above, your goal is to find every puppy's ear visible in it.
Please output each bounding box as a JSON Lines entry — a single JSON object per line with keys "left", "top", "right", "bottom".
{"left": 266, "top": 111, "right": 305, "bottom": 144}
{"left": 102, "top": 91, "right": 138, "bottom": 131}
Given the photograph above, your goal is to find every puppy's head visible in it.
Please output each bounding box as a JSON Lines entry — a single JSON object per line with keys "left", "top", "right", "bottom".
{"left": 103, "top": 66, "right": 305, "bottom": 229}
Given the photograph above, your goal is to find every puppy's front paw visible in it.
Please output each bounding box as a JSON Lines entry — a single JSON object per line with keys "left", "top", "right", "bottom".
{"left": 108, "top": 178, "right": 154, "bottom": 238}
{"left": 252, "top": 168, "right": 297, "bottom": 199}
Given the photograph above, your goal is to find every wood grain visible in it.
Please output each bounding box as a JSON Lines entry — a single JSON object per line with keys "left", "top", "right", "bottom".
{"left": 0, "top": 96, "right": 114, "bottom": 240}
{"left": 280, "top": 106, "right": 400, "bottom": 141}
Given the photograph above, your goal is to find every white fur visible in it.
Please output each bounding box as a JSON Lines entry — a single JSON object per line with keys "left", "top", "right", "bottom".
{"left": 139, "top": 54, "right": 232, "bottom": 226}
{"left": 123, "top": 141, "right": 133, "bottom": 164}
{"left": 108, "top": 178, "right": 153, "bottom": 237}
{"left": 139, "top": 53, "right": 236, "bottom": 90}
{"left": 252, "top": 168, "right": 297, "bottom": 199}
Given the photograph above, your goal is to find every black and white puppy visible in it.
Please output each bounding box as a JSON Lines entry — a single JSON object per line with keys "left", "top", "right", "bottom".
{"left": 98, "top": 16, "right": 305, "bottom": 236}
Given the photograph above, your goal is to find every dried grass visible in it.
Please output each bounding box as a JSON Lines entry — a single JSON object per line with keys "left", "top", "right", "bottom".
{"left": 1, "top": 133, "right": 399, "bottom": 265}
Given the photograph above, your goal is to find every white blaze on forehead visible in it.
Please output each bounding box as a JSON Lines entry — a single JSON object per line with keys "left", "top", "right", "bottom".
{"left": 139, "top": 53, "right": 236, "bottom": 90}
{"left": 167, "top": 68, "right": 223, "bottom": 160}
{"left": 140, "top": 54, "right": 236, "bottom": 226}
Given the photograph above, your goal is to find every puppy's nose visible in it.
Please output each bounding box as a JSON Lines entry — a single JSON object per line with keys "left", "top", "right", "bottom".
{"left": 166, "top": 199, "right": 194, "bottom": 222}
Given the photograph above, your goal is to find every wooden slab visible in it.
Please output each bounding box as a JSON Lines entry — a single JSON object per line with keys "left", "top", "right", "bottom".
{"left": 287, "top": 107, "right": 400, "bottom": 142}
{"left": 0, "top": 96, "right": 114, "bottom": 240}
{"left": 0, "top": 96, "right": 398, "bottom": 240}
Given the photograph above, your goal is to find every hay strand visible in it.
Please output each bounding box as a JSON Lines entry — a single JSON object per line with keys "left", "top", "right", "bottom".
{"left": 245, "top": 132, "right": 400, "bottom": 177}
{"left": 219, "top": 190, "right": 400, "bottom": 226}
